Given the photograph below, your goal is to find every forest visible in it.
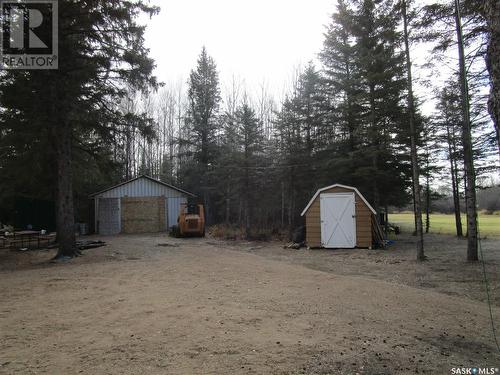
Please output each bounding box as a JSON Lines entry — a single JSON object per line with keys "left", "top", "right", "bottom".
{"left": 0, "top": 0, "right": 499, "bottom": 261}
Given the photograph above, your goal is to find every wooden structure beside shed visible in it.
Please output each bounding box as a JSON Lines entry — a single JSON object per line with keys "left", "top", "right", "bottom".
{"left": 301, "top": 184, "right": 377, "bottom": 249}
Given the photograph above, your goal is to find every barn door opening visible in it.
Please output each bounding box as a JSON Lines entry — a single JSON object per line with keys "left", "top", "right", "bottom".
{"left": 97, "top": 198, "right": 120, "bottom": 235}
{"left": 121, "top": 197, "right": 165, "bottom": 233}
{"left": 320, "top": 193, "right": 356, "bottom": 248}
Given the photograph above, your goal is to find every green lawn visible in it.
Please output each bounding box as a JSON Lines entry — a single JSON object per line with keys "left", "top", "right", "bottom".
{"left": 389, "top": 213, "right": 500, "bottom": 238}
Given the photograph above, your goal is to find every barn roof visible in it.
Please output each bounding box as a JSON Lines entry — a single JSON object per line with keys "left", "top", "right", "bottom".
{"left": 89, "top": 175, "right": 196, "bottom": 198}
{"left": 300, "top": 184, "right": 377, "bottom": 216}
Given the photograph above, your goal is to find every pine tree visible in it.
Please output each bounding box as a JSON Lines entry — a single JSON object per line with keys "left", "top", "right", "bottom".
{"left": 400, "top": 0, "right": 425, "bottom": 260}
{"left": 351, "top": 0, "right": 410, "bottom": 211}
{"left": 454, "top": 0, "right": 478, "bottom": 260}
{"left": 186, "top": 47, "right": 221, "bottom": 167}
{"left": 320, "top": 0, "right": 361, "bottom": 155}
{"left": 436, "top": 82, "right": 464, "bottom": 237}
{"left": 419, "top": 0, "right": 496, "bottom": 259}
{"left": 274, "top": 65, "right": 325, "bottom": 233}
{"left": 234, "top": 102, "right": 264, "bottom": 236}
{"left": 420, "top": 115, "right": 443, "bottom": 234}
{"left": 0, "top": 0, "right": 158, "bottom": 257}
{"left": 317, "top": 0, "right": 412, "bottom": 223}
{"left": 184, "top": 47, "right": 221, "bottom": 223}
{"left": 274, "top": 93, "right": 303, "bottom": 232}
{"left": 481, "top": 1, "right": 500, "bottom": 159}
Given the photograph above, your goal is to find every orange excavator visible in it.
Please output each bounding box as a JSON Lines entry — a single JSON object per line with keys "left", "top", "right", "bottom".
{"left": 177, "top": 201, "right": 205, "bottom": 237}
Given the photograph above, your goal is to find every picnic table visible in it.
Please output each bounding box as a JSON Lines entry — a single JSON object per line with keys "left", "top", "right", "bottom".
{"left": 2, "top": 231, "right": 55, "bottom": 250}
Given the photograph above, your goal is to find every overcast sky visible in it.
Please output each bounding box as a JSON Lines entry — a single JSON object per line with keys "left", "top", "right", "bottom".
{"left": 144, "top": 0, "right": 333, "bottom": 98}
{"left": 143, "top": 0, "right": 440, "bottom": 108}
{"left": 143, "top": 1, "right": 498, "bottom": 180}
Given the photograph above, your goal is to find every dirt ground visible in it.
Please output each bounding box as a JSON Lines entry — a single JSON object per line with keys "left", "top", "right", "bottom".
{"left": 0, "top": 233, "right": 499, "bottom": 374}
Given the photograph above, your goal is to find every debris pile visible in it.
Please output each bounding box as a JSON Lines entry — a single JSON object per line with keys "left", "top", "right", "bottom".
{"left": 76, "top": 240, "right": 106, "bottom": 250}
{"left": 284, "top": 242, "right": 305, "bottom": 250}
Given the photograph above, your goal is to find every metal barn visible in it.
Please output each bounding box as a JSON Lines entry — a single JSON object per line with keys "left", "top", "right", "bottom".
{"left": 301, "top": 184, "right": 377, "bottom": 249}
{"left": 90, "top": 175, "right": 195, "bottom": 235}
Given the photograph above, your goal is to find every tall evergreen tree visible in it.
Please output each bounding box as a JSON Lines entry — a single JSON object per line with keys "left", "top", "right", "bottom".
{"left": 320, "top": 0, "right": 361, "bottom": 156}
{"left": 183, "top": 47, "right": 221, "bottom": 222}
{"left": 454, "top": 0, "right": 478, "bottom": 260}
{"left": 419, "top": 0, "right": 496, "bottom": 259}
{"left": 274, "top": 65, "right": 325, "bottom": 232}
{"left": 481, "top": 0, "right": 500, "bottom": 159}
{"left": 400, "top": 0, "right": 425, "bottom": 260}
{"left": 351, "top": 0, "right": 410, "bottom": 211}
{"left": 234, "top": 102, "right": 264, "bottom": 236}
{"left": 186, "top": 47, "right": 221, "bottom": 167}
{"left": 436, "top": 82, "right": 464, "bottom": 237}
{"left": 0, "top": 0, "right": 158, "bottom": 257}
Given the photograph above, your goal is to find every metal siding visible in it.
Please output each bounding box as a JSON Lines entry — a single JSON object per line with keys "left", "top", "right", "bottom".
{"left": 165, "top": 198, "right": 170, "bottom": 231}
{"left": 95, "top": 177, "right": 186, "bottom": 199}
{"left": 118, "top": 198, "right": 121, "bottom": 233}
{"left": 94, "top": 198, "right": 98, "bottom": 234}
{"left": 97, "top": 198, "right": 120, "bottom": 235}
{"left": 167, "top": 197, "right": 187, "bottom": 229}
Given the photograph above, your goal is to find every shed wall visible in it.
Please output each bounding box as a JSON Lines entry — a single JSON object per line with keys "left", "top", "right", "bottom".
{"left": 305, "top": 186, "right": 372, "bottom": 248}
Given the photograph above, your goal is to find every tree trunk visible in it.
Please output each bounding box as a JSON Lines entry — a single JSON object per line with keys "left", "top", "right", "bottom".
{"left": 288, "top": 179, "right": 294, "bottom": 239}
{"left": 401, "top": 0, "right": 425, "bottom": 260}
{"left": 281, "top": 181, "right": 285, "bottom": 229}
{"left": 369, "top": 84, "right": 380, "bottom": 213}
{"left": 55, "top": 124, "right": 77, "bottom": 258}
{"left": 244, "top": 161, "right": 250, "bottom": 238}
{"left": 238, "top": 198, "right": 242, "bottom": 226}
{"left": 455, "top": 0, "right": 478, "bottom": 261}
{"left": 384, "top": 205, "right": 389, "bottom": 235}
{"left": 203, "top": 190, "right": 210, "bottom": 227}
{"left": 411, "top": 184, "right": 417, "bottom": 235}
{"left": 425, "top": 173, "right": 430, "bottom": 234}
{"left": 125, "top": 126, "right": 131, "bottom": 180}
{"left": 483, "top": 0, "right": 500, "bottom": 160}
{"left": 423, "top": 146, "right": 431, "bottom": 234}
{"left": 225, "top": 196, "right": 230, "bottom": 224}
{"left": 446, "top": 124, "right": 463, "bottom": 237}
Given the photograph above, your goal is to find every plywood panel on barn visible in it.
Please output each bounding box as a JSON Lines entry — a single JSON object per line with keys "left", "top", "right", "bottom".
{"left": 121, "top": 196, "right": 165, "bottom": 234}
{"left": 302, "top": 185, "right": 376, "bottom": 248}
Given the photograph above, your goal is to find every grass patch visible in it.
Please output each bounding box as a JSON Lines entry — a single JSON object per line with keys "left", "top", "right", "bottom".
{"left": 389, "top": 213, "right": 500, "bottom": 238}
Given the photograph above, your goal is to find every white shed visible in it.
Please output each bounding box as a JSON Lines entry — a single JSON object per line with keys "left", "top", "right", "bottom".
{"left": 90, "top": 175, "right": 195, "bottom": 235}
{"left": 301, "top": 184, "right": 377, "bottom": 248}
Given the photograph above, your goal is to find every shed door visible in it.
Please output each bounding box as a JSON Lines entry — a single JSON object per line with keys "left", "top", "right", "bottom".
{"left": 98, "top": 198, "right": 120, "bottom": 235}
{"left": 320, "top": 193, "right": 356, "bottom": 248}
